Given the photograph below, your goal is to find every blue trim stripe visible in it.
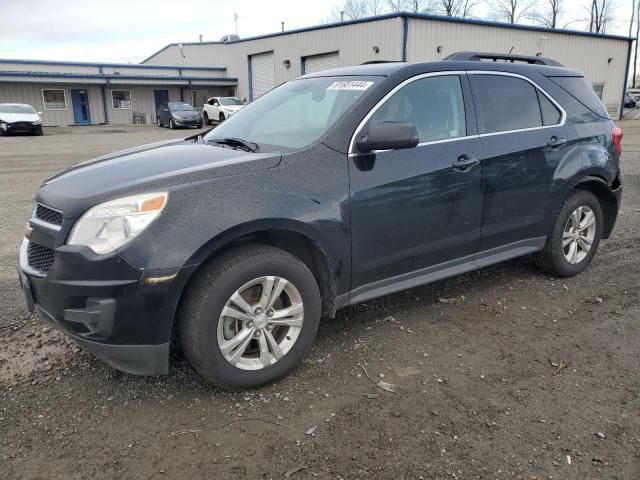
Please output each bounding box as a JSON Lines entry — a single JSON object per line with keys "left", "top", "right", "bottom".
{"left": 0, "top": 71, "right": 237, "bottom": 82}
{"left": 142, "top": 12, "right": 634, "bottom": 64}
{"left": 0, "top": 58, "right": 226, "bottom": 71}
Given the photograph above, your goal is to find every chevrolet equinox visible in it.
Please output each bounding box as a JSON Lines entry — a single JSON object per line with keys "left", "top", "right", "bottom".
{"left": 19, "top": 52, "right": 623, "bottom": 388}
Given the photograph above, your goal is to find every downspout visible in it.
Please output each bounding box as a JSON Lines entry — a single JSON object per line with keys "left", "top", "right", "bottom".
{"left": 402, "top": 15, "right": 409, "bottom": 62}
{"left": 247, "top": 55, "right": 254, "bottom": 102}
{"left": 101, "top": 79, "right": 109, "bottom": 125}
{"left": 620, "top": 38, "right": 634, "bottom": 120}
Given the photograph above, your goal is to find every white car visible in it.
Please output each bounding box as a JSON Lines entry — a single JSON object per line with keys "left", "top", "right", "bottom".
{"left": 0, "top": 103, "right": 43, "bottom": 136}
{"left": 202, "top": 97, "right": 245, "bottom": 124}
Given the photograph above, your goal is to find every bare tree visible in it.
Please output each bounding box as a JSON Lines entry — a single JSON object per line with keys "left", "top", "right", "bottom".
{"left": 369, "top": 0, "right": 386, "bottom": 15}
{"left": 431, "top": 0, "right": 477, "bottom": 17}
{"left": 386, "top": 0, "right": 410, "bottom": 12}
{"left": 406, "top": 0, "right": 432, "bottom": 12}
{"left": 629, "top": 0, "right": 636, "bottom": 37}
{"left": 588, "top": 0, "right": 615, "bottom": 33}
{"left": 490, "top": 0, "right": 532, "bottom": 24}
{"left": 342, "top": 0, "right": 371, "bottom": 19}
{"left": 526, "top": 0, "right": 564, "bottom": 28}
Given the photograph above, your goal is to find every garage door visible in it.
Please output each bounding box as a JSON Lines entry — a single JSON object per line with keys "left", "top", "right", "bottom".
{"left": 250, "top": 51, "right": 274, "bottom": 101}
{"left": 303, "top": 52, "right": 339, "bottom": 75}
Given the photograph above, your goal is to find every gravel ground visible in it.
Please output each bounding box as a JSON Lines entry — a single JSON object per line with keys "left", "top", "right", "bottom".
{"left": 1, "top": 123, "right": 639, "bottom": 479}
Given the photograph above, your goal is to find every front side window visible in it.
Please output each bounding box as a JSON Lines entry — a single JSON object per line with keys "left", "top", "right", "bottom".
{"left": 112, "top": 90, "right": 132, "bottom": 109}
{"left": 205, "top": 76, "right": 380, "bottom": 150}
{"left": 42, "top": 89, "right": 66, "bottom": 110}
{"left": 472, "top": 75, "right": 544, "bottom": 134}
{"left": 369, "top": 75, "right": 466, "bottom": 143}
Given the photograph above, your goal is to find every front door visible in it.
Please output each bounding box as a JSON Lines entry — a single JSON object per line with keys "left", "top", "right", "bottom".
{"left": 349, "top": 73, "right": 484, "bottom": 298}
{"left": 71, "top": 89, "right": 91, "bottom": 125}
{"left": 154, "top": 90, "right": 169, "bottom": 118}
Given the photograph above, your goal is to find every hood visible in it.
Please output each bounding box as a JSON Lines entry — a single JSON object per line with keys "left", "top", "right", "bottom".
{"left": 0, "top": 112, "right": 40, "bottom": 123}
{"left": 37, "top": 139, "right": 281, "bottom": 218}
{"left": 221, "top": 105, "right": 244, "bottom": 112}
{"left": 171, "top": 110, "right": 200, "bottom": 117}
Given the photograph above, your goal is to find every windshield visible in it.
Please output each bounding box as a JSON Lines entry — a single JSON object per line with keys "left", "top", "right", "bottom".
{"left": 204, "top": 76, "right": 380, "bottom": 150}
{"left": 0, "top": 104, "right": 36, "bottom": 114}
{"left": 219, "top": 97, "right": 244, "bottom": 106}
{"left": 168, "top": 102, "right": 196, "bottom": 111}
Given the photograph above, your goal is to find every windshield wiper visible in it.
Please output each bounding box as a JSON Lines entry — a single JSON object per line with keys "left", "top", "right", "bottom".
{"left": 208, "top": 137, "right": 259, "bottom": 153}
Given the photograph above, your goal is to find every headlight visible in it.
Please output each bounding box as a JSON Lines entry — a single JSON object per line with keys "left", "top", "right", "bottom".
{"left": 33, "top": 119, "right": 42, "bottom": 125}
{"left": 68, "top": 192, "right": 168, "bottom": 254}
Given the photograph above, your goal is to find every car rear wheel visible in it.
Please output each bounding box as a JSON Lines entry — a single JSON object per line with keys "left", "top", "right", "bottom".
{"left": 179, "top": 245, "right": 321, "bottom": 388}
{"left": 534, "top": 190, "right": 603, "bottom": 277}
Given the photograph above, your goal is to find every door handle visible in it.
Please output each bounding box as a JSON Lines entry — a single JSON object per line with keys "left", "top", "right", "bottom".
{"left": 452, "top": 155, "right": 480, "bottom": 171}
{"left": 547, "top": 136, "right": 567, "bottom": 148}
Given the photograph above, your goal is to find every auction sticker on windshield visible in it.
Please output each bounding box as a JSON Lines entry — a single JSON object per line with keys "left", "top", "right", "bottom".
{"left": 327, "top": 81, "right": 374, "bottom": 91}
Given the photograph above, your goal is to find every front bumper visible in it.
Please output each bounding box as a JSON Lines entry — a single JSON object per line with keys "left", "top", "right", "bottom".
{"left": 18, "top": 239, "right": 196, "bottom": 376}
{"left": 1, "top": 121, "right": 41, "bottom": 133}
{"left": 173, "top": 117, "right": 201, "bottom": 126}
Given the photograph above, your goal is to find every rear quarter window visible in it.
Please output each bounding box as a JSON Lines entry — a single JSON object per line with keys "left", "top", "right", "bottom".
{"left": 548, "top": 76, "right": 609, "bottom": 119}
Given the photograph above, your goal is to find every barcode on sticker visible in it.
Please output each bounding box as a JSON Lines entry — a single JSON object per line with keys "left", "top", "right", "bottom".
{"left": 327, "top": 81, "right": 373, "bottom": 91}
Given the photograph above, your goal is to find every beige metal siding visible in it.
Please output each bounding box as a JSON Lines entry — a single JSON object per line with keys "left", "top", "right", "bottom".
{"left": 407, "top": 18, "right": 629, "bottom": 116}
{"left": 0, "top": 83, "right": 105, "bottom": 126}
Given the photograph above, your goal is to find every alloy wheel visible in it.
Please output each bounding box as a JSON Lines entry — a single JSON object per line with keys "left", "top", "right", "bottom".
{"left": 562, "top": 205, "right": 596, "bottom": 264}
{"left": 217, "top": 276, "right": 304, "bottom": 371}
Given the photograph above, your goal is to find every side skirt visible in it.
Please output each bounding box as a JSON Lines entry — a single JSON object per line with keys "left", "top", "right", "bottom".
{"left": 346, "top": 237, "right": 547, "bottom": 307}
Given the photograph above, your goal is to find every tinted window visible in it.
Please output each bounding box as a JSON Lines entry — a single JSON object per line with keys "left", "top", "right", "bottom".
{"left": 473, "top": 75, "right": 542, "bottom": 134}
{"left": 537, "top": 90, "right": 562, "bottom": 126}
{"left": 370, "top": 75, "right": 466, "bottom": 142}
{"left": 168, "top": 102, "right": 195, "bottom": 111}
{"left": 548, "top": 76, "right": 609, "bottom": 119}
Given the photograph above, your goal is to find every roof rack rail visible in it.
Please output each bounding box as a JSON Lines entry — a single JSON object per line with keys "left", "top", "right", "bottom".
{"left": 360, "top": 60, "right": 404, "bottom": 65}
{"left": 444, "top": 51, "right": 563, "bottom": 67}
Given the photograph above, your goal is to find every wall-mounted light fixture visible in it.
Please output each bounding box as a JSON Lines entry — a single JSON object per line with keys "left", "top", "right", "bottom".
{"left": 283, "top": 59, "right": 291, "bottom": 69}
{"left": 436, "top": 45, "right": 443, "bottom": 54}
{"left": 608, "top": 57, "right": 614, "bottom": 64}
{"left": 372, "top": 46, "right": 380, "bottom": 54}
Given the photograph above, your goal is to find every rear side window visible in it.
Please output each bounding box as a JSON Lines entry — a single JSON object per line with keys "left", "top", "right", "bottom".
{"left": 472, "top": 75, "right": 544, "bottom": 134}
{"left": 537, "top": 90, "right": 562, "bottom": 126}
{"left": 548, "top": 76, "right": 609, "bottom": 119}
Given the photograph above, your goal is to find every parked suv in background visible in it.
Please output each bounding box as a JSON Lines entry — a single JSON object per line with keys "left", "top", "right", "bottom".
{"left": 156, "top": 102, "right": 203, "bottom": 129}
{"left": 0, "top": 103, "right": 43, "bottom": 135}
{"left": 203, "top": 96, "right": 245, "bottom": 124}
{"left": 19, "top": 52, "right": 622, "bottom": 388}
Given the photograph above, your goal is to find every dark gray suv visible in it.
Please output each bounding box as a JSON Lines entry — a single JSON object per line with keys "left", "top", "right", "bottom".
{"left": 19, "top": 52, "right": 623, "bottom": 388}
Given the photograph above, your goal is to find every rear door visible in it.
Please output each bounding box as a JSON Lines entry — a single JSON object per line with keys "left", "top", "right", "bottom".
{"left": 349, "top": 73, "right": 484, "bottom": 298}
{"left": 468, "top": 72, "right": 568, "bottom": 253}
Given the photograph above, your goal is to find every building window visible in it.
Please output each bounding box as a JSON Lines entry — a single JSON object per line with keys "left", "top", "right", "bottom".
{"left": 112, "top": 90, "right": 132, "bottom": 109}
{"left": 42, "top": 89, "right": 66, "bottom": 110}
{"left": 592, "top": 83, "right": 604, "bottom": 99}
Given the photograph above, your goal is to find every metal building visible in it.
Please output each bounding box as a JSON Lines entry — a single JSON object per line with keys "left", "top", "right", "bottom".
{"left": 142, "top": 12, "right": 633, "bottom": 119}
{"left": 0, "top": 60, "right": 237, "bottom": 126}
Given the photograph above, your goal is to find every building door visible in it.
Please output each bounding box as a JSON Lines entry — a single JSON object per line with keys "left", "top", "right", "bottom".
{"left": 249, "top": 51, "right": 274, "bottom": 101}
{"left": 154, "top": 90, "right": 169, "bottom": 117}
{"left": 303, "top": 52, "right": 339, "bottom": 75}
{"left": 71, "top": 89, "right": 91, "bottom": 125}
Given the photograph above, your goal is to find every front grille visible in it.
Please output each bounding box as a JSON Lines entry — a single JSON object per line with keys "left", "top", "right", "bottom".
{"left": 35, "top": 204, "right": 63, "bottom": 226}
{"left": 27, "top": 242, "right": 55, "bottom": 273}
{"left": 11, "top": 121, "right": 36, "bottom": 129}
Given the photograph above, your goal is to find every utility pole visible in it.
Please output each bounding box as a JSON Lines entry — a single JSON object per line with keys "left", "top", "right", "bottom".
{"left": 234, "top": 13, "right": 238, "bottom": 36}
{"left": 340, "top": 10, "right": 344, "bottom": 22}
{"left": 281, "top": 21, "right": 285, "bottom": 32}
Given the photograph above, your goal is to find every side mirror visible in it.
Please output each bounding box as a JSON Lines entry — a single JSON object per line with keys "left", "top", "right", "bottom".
{"left": 355, "top": 122, "right": 419, "bottom": 153}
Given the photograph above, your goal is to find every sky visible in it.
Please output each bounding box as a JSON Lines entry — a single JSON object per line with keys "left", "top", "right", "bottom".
{"left": 0, "top": 0, "right": 635, "bottom": 64}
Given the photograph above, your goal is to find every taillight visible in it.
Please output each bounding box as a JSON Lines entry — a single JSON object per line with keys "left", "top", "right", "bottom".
{"left": 612, "top": 126, "right": 623, "bottom": 157}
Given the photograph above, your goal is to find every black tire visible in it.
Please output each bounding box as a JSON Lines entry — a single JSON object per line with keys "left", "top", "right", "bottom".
{"left": 157, "top": 117, "right": 163, "bottom": 127}
{"left": 534, "top": 189, "right": 603, "bottom": 277}
{"left": 169, "top": 119, "right": 176, "bottom": 130}
{"left": 34, "top": 127, "right": 43, "bottom": 136}
{"left": 197, "top": 123, "right": 203, "bottom": 129}
{"left": 203, "top": 112, "right": 210, "bottom": 125}
{"left": 179, "top": 245, "right": 322, "bottom": 388}
{"left": 219, "top": 112, "right": 225, "bottom": 123}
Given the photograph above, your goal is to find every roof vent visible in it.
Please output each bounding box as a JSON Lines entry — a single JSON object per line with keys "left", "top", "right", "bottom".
{"left": 220, "top": 34, "right": 240, "bottom": 43}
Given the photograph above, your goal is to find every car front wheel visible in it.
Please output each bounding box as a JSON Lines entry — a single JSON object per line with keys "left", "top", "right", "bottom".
{"left": 534, "top": 189, "right": 603, "bottom": 277}
{"left": 203, "top": 112, "right": 210, "bottom": 125}
{"left": 179, "top": 245, "right": 321, "bottom": 388}
{"left": 219, "top": 112, "right": 225, "bottom": 123}
{"left": 169, "top": 119, "right": 176, "bottom": 129}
